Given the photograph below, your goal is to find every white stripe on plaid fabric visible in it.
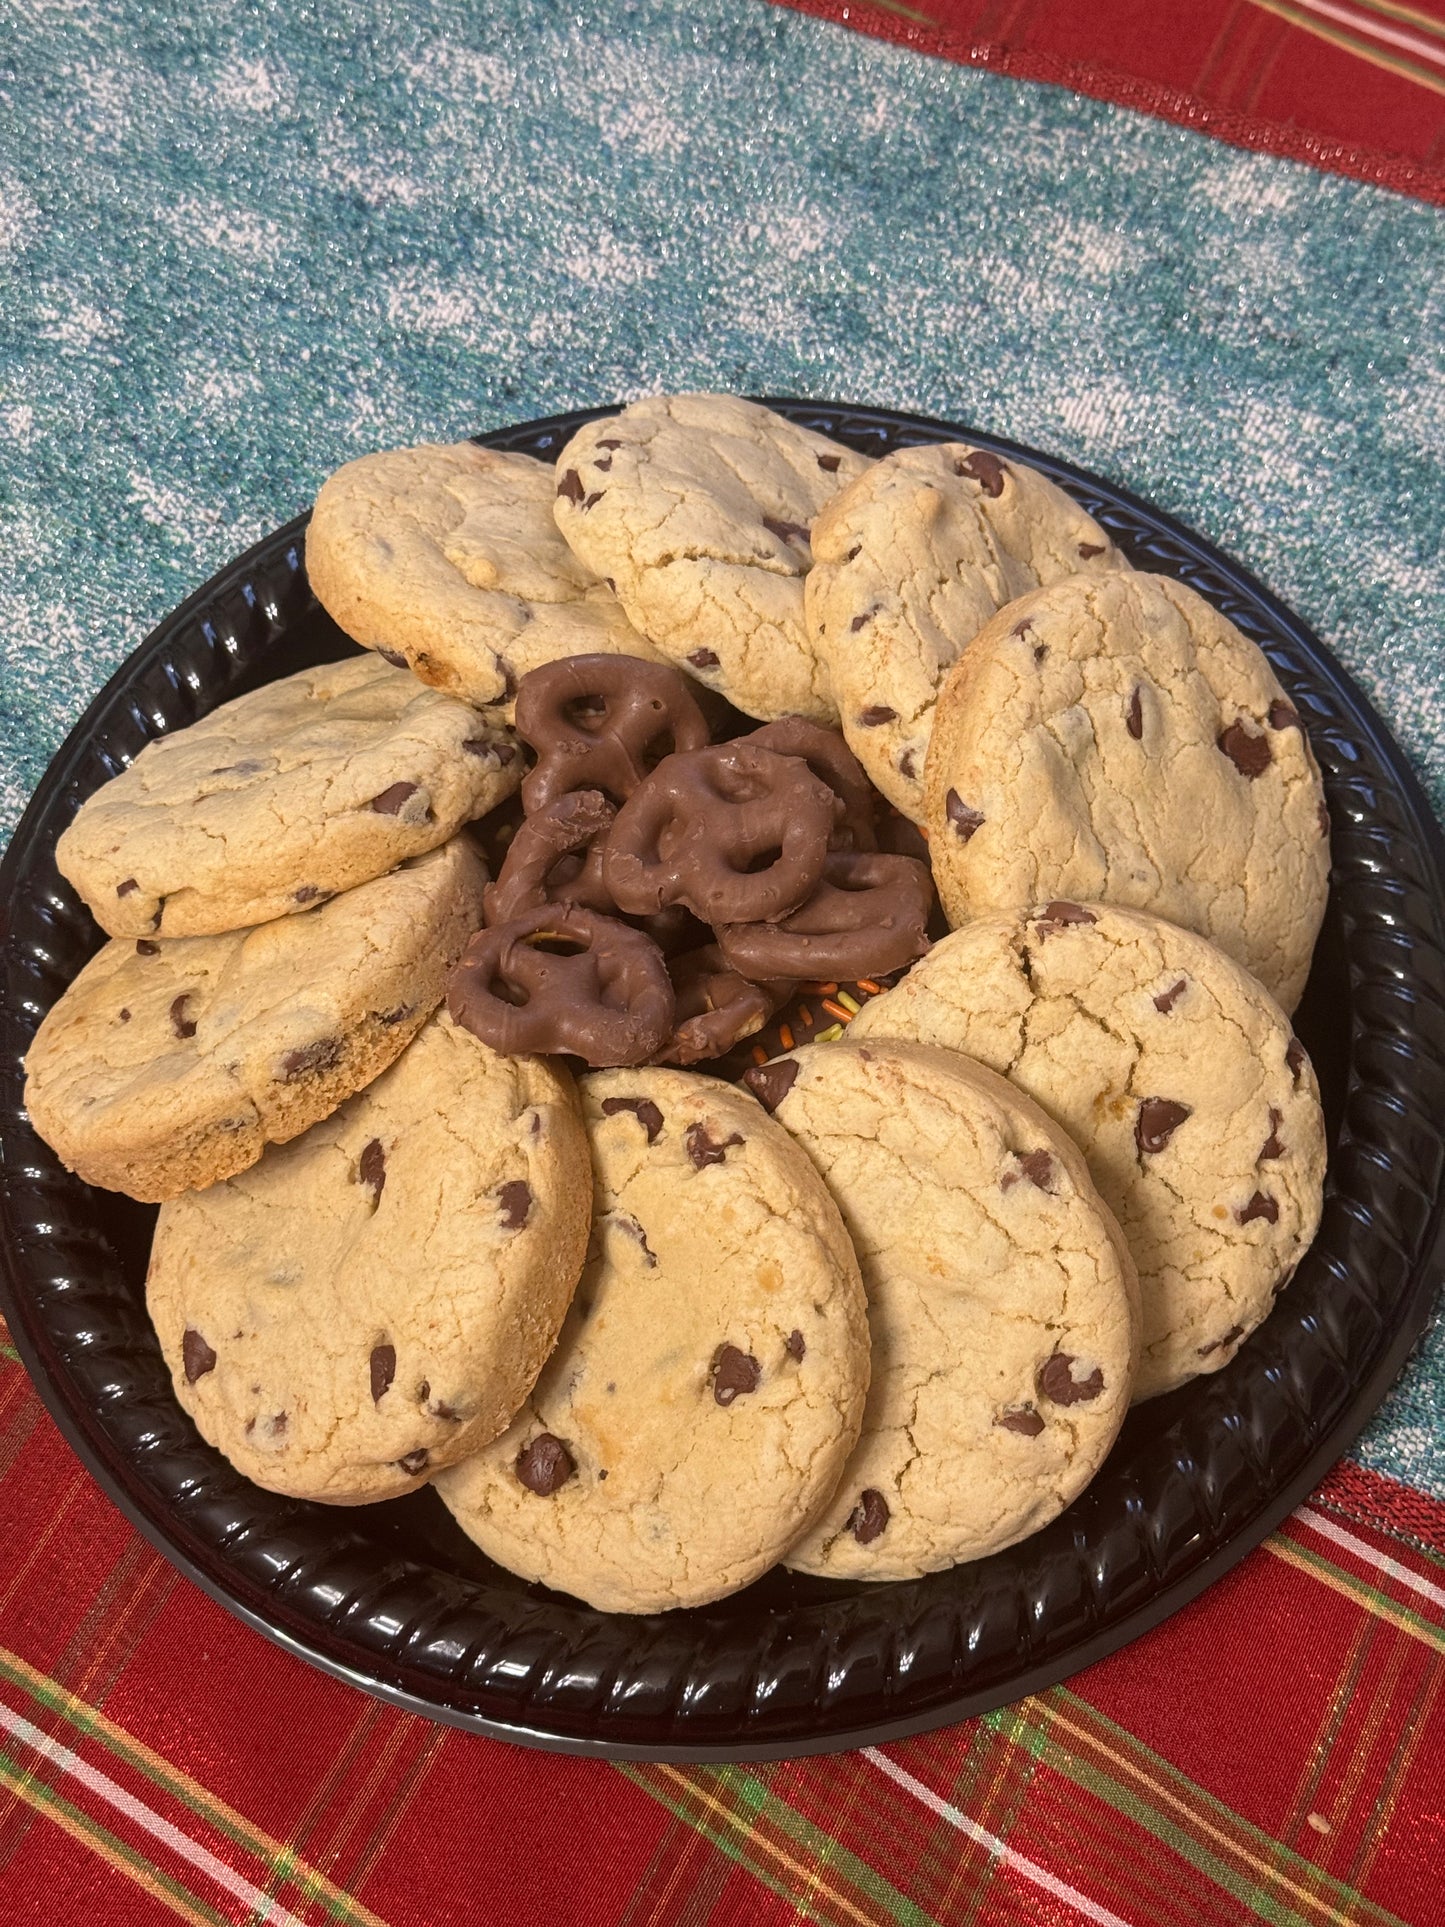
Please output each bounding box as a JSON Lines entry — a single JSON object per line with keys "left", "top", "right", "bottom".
{"left": 1295, "top": 1506, "right": 1445, "bottom": 1610}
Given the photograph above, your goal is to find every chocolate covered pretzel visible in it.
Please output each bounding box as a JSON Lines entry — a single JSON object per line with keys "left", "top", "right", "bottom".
{"left": 483, "top": 789, "right": 617, "bottom": 924}
{"left": 746, "top": 718, "right": 877, "bottom": 852}
{"left": 715, "top": 851, "right": 934, "bottom": 981}
{"left": 655, "top": 944, "right": 794, "bottom": 1067}
{"left": 515, "top": 655, "right": 710, "bottom": 813}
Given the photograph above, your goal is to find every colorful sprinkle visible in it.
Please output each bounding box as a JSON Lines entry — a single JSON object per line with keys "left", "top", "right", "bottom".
{"left": 751, "top": 1044, "right": 769, "bottom": 1067}
{"left": 856, "top": 979, "right": 884, "bottom": 996}
{"left": 779, "top": 1024, "right": 795, "bottom": 1050}
{"left": 814, "top": 1023, "right": 844, "bottom": 1044}
{"left": 837, "top": 991, "right": 861, "bottom": 1015}
{"left": 821, "top": 999, "right": 854, "bottom": 1025}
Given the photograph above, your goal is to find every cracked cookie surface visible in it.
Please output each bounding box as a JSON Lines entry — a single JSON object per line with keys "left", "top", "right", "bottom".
{"left": 551, "top": 393, "right": 870, "bottom": 725}
{"left": 808, "top": 443, "right": 1127, "bottom": 821}
{"left": 146, "top": 1008, "right": 590, "bottom": 1504}
{"left": 434, "top": 1068, "right": 870, "bottom": 1613}
{"left": 768, "top": 1039, "right": 1139, "bottom": 1582}
{"left": 922, "top": 570, "right": 1330, "bottom": 1011}
{"left": 25, "top": 839, "right": 487, "bottom": 1203}
{"left": 850, "top": 903, "right": 1325, "bottom": 1399}
{"left": 56, "top": 653, "right": 519, "bottom": 938}
{"left": 306, "top": 442, "right": 659, "bottom": 709}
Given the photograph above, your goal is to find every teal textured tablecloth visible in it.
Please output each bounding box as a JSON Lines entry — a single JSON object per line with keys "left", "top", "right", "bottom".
{"left": 2, "top": 0, "right": 1442, "bottom": 1490}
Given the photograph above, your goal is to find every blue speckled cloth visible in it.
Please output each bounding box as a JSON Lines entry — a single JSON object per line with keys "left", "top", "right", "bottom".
{"left": 2, "top": 0, "right": 1442, "bottom": 1489}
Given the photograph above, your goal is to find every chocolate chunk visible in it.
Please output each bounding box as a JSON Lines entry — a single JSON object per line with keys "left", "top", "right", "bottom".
{"left": 743, "top": 1059, "right": 800, "bottom": 1114}
{"left": 600, "top": 1095, "right": 664, "bottom": 1143}
{"left": 370, "top": 1343, "right": 396, "bottom": 1402}
{"left": 849, "top": 1488, "right": 889, "bottom": 1544}
{"left": 945, "top": 791, "right": 985, "bottom": 841}
{"left": 1018, "top": 1149, "right": 1055, "bottom": 1190}
{"left": 498, "top": 1179, "right": 532, "bottom": 1230}
{"left": 1153, "top": 978, "right": 1187, "bottom": 1014}
{"left": 359, "top": 1138, "right": 386, "bottom": 1195}
{"left": 463, "top": 737, "right": 516, "bottom": 763}
{"left": 996, "top": 1405, "right": 1045, "bottom": 1437}
{"left": 1078, "top": 541, "right": 1106, "bottom": 559}
{"left": 1217, "top": 722, "right": 1271, "bottom": 779}
{"left": 1259, "top": 1108, "right": 1285, "bottom": 1160}
{"left": 1268, "top": 699, "right": 1302, "bottom": 731}
{"left": 1037, "top": 1351, "right": 1105, "bottom": 1405}
{"left": 956, "top": 450, "right": 1007, "bottom": 497}
{"left": 817, "top": 453, "right": 841, "bottom": 472}
{"left": 849, "top": 610, "right": 875, "bottom": 633}
{"left": 1126, "top": 686, "right": 1144, "bottom": 740}
{"left": 858, "top": 705, "right": 897, "bottom": 726}
{"left": 116, "top": 878, "right": 139, "bottom": 897}
{"left": 1237, "top": 1191, "right": 1279, "bottom": 1225}
{"left": 785, "top": 1329, "right": 806, "bottom": 1361}
{"left": 280, "top": 1037, "right": 342, "bottom": 1082}
{"left": 395, "top": 1449, "right": 429, "bottom": 1476}
{"left": 293, "top": 884, "right": 326, "bottom": 905}
{"left": 136, "top": 939, "right": 160, "bottom": 956}
{"left": 182, "top": 1328, "right": 216, "bottom": 1383}
{"left": 1198, "top": 1324, "right": 1245, "bottom": 1358}
{"left": 169, "top": 994, "right": 196, "bottom": 1040}
{"left": 516, "top": 1433, "right": 575, "bottom": 1495}
{"left": 1034, "top": 901, "right": 1097, "bottom": 938}
{"left": 712, "top": 1344, "right": 761, "bottom": 1406}
{"left": 557, "top": 468, "right": 585, "bottom": 504}
{"left": 688, "top": 648, "right": 720, "bottom": 669}
{"left": 377, "top": 648, "right": 409, "bottom": 669}
{"left": 370, "top": 781, "right": 421, "bottom": 816}
{"left": 118, "top": 1008, "right": 131, "bottom": 1023}
{"left": 1286, "top": 1038, "right": 1306, "bottom": 1083}
{"left": 686, "top": 1122, "right": 744, "bottom": 1169}
{"left": 762, "top": 515, "right": 810, "bottom": 544}
{"left": 1136, "top": 1098, "right": 1191, "bottom": 1155}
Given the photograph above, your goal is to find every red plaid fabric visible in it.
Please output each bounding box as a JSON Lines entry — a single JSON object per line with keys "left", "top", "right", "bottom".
{"left": 1, "top": 1328, "right": 1441, "bottom": 1925}
{"left": 770, "top": 0, "right": 1445, "bottom": 202}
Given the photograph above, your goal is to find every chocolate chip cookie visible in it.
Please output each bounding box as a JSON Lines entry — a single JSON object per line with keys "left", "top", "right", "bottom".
{"left": 146, "top": 1008, "right": 590, "bottom": 1503}
{"left": 434, "top": 1068, "right": 870, "bottom": 1612}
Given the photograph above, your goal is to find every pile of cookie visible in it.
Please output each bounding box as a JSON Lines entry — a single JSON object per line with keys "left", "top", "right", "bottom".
{"left": 23, "top": 393, "right": 1331, "bottom": 1615}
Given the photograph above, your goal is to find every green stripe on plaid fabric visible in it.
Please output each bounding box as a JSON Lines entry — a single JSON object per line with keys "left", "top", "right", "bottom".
{"left": 1267, "top": 1541, "right": 1445, "bottom": 1653}
{"left": 620, "top": 1762, "right": 944, "bottom": 1927}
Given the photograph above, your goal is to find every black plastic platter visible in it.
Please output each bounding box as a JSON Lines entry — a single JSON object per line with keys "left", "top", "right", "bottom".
{"left": 2, "top": 400, "right": 1443, "bottom": 1763}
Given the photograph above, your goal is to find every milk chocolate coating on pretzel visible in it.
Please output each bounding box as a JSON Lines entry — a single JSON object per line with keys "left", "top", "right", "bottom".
{"left": 655, "top": 944, "right": 793, "bottom": 1067}
{"left": 516, "top": 654, "right": 711, "bottom": 814}
{"left": 604, "top": 742, "right": 838, "bottom": 926}
{"left": 483, "top": 789, "right": 617, "bottom": 924}
{"left": 448, "top": 906, "right": 674, "bottom": 1066}
{"left": 716, "top": 851, "right": 934, "bottom": 981}
{"left": 746, "top": 719, "right": 876, "bottom": 852}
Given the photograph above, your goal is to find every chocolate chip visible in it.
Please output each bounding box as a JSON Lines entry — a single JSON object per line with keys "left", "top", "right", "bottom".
{"left": 1037, "top": 1351, "right": 1105, "bottom": 1404}
{"left": 1019, "top": 1149, "right": 1055, "bottom": 1191}
{"left": 688, "top": 648, "right": 720, "bottom": 669}
{"left": 1033, "top": 901, "right": 1097, "bottom": 938}
{"left": 593, "top": 455, "right": 612, "bottom": 472}
{"left": 945, "top": 791, "right": 985, "bottom": 841}
{"left": 844, "top": 544, "right": 861, "bottom": 562}
{"left": 430, "top": 1399, "right": 463, "bottom": 1422}
{"left": 1259, "top": 1108, "right": 1285, "bottom": 1160}
{"left": 582, "top": 491, "right": 604, "bottom": 510}
{"left": 135, "top": 939, "right": 159, "bottom": 956}
{"left": 359, "top": 1138, "right": 386, "bottom": 1195}
{"left": 516, "top": 1433, "right": 575, "bottom": 1495}
{"left": 858, "top": 705, "right": 897, "bottom": 726}
{"left": 1286, "top": 1038, "right": 1306, "bottom": 1083}
{"left": 1273, "top": 1265, "right": 1296, "bottom": 1298}
{"left": 118, "top": 1008, "right": 131, "bottom": 1023}
{"left": 1136, "top": 1098, "right": 1191, "bottom": 1155}
{"left": 1034, "top": 643, "right": 1049, "bottom": 663}
{"left": 116, "top": 878, "right": 139, "bottom": 897}
{"left": 849, "top": 1489, "right": 889, "bottom": 1544}
{"left": 1012, "top": 618, "right": 1033, "bottom": 637}
{"left": 374, "top": 1004, "right": 413, "bottom": 1027}
{"left": 762, "top": 515, "right": 810, "bottom": 544}
{"left": 280, "top": 1036, "right": 342, "bottom": 1080}
{"left": 712, "top": 1344, "right": 761, "bottom": 1406}
{"left": 1237, "top": 1191, "right": 1279, "bottom": 1225}
{"left": 785, "top": 1329, "right": 805, "bottom": 1361}
{"left": 600, "top": 1095, "right": 664, "bottom": 1143}
{"left": 293, "top": 885, "right": 326, "bottom": 905}
{"left": 1268, "top": 699, "right": 1301, "bottom": 731}
{"left": 182, "top": 1328, "right": 216, "bottom": 1383}
{"left": 849, "top": 610, "right": 875, "bottom": 632}
{"left": 611, "top": 1213, "right": 657, "bottom": 1265}
{"left": 742, "top": 1058, "right": 800, "bottom": 1115}
{"left": 370, "top": 1343, "right": 395, "bottom": 1402}
{"left": 557, "top": 468, "right": 585, "bottom": 504}
{"left": 498, "top": 1179, "right": 532, "bottom": 1230}
{"left": 1078, "top": 541, "right": 1106, "bottom": 559}
{"left": 817, "top": 453, "right": 841, "bottom": 472}
{"left": 462, "top": 737, "right": 516, "bottom": 764}
{"left": 686, "top": 1122, "right": 744, "bottom": 1169}
{"left": 1198, "top": 1324, "right": 1245, "bottom": 1358}
{"left": 897, "top": 749, "right": 917, "bottom": 780}
{"left": 395, "top": 1449, "right": 429, "bottom": 1476}
{"left": 377, "top": 648, "right": 409, "bottom": 669}
{"left": 169, "top": 994, "right": 196, "bottom": 1040}
{"left": 370, "top": 781, "right": 422, "bottom": 816}
{"left": 996, "top": 1405, "right": 1045, "bottom": 1436}
{"left": 596, "top": 437, "right": 624, "bottom": 450}
{"left": 956, "top": 450, "right": 1007, "bottom": 497}
{"left": 1126, "top": 686, "right": 1144, "bottom": 739}
{"left": 1153, "top": 978, "right": 1187, "bottom": 1014}
{"left": 1217, "top": 722, "right": 1271, "bottom": 779}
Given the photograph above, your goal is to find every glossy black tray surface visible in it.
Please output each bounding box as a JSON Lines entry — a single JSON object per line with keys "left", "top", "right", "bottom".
{"left": 2, "top": 401, "right": 1443, "bottom": 1762}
